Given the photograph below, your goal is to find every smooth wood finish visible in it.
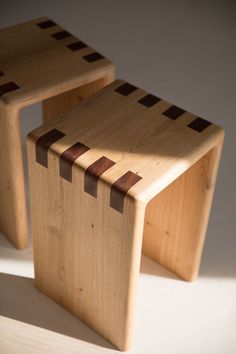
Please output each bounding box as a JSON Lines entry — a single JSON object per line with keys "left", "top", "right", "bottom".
{"left": 0, "top": 17, "right": 114, "bottom": 249}
{"left": 43, "top": 75, "right": 114, "bottom": 124}
{"left": 27, "top": 80, "right": 224, "bottom": 350}
{"left": 143, "top": 145, "right": 223, "bottom": 281}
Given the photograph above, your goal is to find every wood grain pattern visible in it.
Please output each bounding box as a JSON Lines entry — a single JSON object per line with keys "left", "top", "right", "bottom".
{"left": 142, "top": 145, "right": 223, "bottom": 281}
{"left": 27, "top": 79, "right": 224, "bottom": 350}
{"left": 0, "top": 17, "right": 114, "bottom": 249}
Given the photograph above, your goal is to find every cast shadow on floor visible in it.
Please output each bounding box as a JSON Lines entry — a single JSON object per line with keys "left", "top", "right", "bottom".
{"left": 0, "top": 272, "right": 116, "bottom": 351}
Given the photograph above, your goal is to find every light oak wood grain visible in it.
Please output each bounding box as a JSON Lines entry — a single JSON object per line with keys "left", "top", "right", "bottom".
{"left": 27, "top": 79, "right": 224, "bottom": 350}
{"left": 143, "top": 144, "right": 223, "bottom": 281}
{"left": 0, "top": 17, "right": 114, "bottom": 249}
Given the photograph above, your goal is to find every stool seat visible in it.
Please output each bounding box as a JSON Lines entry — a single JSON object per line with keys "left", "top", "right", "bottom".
{"left": 0, "top": 17, "right": 113, "bottom": 105}
{"left": 0, "top": 17, "right": 114, "bottom": 249}
{"left": 27, "top": 79, "right": 224, "bottom": 350}
{"left": 30, "top": 79, "right": 223, "bottom": 202}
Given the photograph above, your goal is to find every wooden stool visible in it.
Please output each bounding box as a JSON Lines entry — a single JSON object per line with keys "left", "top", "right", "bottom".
{"left": 27, "top": 80, "right": 224, "bottom": 350}
{"left": 0, "top": 17, "right": 114, "bottom": 249}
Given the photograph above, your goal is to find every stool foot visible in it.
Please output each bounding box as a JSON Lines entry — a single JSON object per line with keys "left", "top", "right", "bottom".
{"left": 143, "top": 141, "right": 224, "bottom": 281}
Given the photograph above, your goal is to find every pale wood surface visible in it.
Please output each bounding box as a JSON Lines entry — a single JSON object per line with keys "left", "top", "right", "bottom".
{"left": 43, "top": 75, "right": 114, "bottom": 124}
{"left": 0, "top": 103, "right": 27, "bottom": 249}
{"left": 27, "top": 135, "right": 145, "bottom": 350}
{"left": 143, "top": 143, "right": 223, "bottom": 280}
{"left": 0, "top": 17, "right": 114, "bottom": 107}
{"left": 0, "top": 17, "right": 114, "bottom": 249}
{"left": 29, "top": 79, "right": 224, "bottom": 204}
{"left": 27, "top": 79, "right": 224, "bottom": 350}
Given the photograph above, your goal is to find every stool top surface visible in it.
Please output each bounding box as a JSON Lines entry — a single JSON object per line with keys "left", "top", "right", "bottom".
{"left": 0, "top": 17, "right": 113, "bottom": 107}
{"left": 29, "top": 80, "right": 224, "bottom": 203}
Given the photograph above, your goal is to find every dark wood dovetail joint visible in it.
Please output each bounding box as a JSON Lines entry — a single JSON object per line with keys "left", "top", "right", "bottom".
{"left": 67, "top": 41, "right": 88, "bottom": 51}
{"left": 0, "top": 70, "right": 4, "bottom": 77}
{"left": 37, "top": 20, "right": 57, "bottom": 29}
{"left": 115, "top": 83, "right": 138, "bottom": 96}
{"left": 84, "top": 156, "right": 116, "bottom": 197}
{"left": 162, "top": 105, "right": 186, "bottom": 120}
{"left": 60, "top": 142, "right": 90, "bottom": 182}
{"left": 36, "top": 129, "right": 65, "bottom": 168}
{"left": 110, "top": 171, "right": 142, "bottom": 213}
{"left": 0, "top": 82, "right": 20, "bottom": 98}
{"left": 52, "top": 30, "right": 72, "bottom": 40}
{"left": 138, "top": 94, "right": 161, "bottom": 108}
{"left": 83, "top": 52, "right": 104, "bottom": 63}
{"left": 188, "top": 117, "right": 212, "bottom": 133}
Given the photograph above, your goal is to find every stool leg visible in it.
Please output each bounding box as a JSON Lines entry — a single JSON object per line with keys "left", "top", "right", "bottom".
{"left": 27, "top": 136, "right": 145, "bottom": 350}
{"left": 42, "top": 74, "right": 114, "bottom": 124}
{"left": 143, "top": 140, "right": 224, "bottom": 281}
{"left": 0, "top": 103, "right": 27, "bottom": 249}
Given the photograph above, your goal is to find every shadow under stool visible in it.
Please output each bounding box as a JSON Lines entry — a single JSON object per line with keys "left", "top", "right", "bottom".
{"left": 27, "top": 80, "right": 224, "bottom": 350}
{"left": 0, "top": 17, "right": 114, "bottom": 249}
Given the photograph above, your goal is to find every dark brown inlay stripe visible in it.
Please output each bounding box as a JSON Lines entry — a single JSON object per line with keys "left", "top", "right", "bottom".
{"left": 0, "top": 71, "right": 4, "bottom": 76}
{"left": 110, "top": 171, "right": 142, "bottom": 213}
{"left": 84, "top": 156, "right": 116, "bottom": 197}
{"left": 83, "top": 52, "right": 104, "bottom": 63}
{"left": 52, "top": 30, "right": 72, "bottom": 40}
{"left": 60, "top": 142, "right": 90, "bottom": 182}
{"left": 0, "top": 82, "right": 20, "bottom": 97}
{"left": 36, "top": 129, "right": 65, "bottom": 167}
{"left": 115, "top": 83, "right": 138, "bottom": 96}
{"left": 163, "top": 105, "right": 186, "bottom": 120}
{"left": 188, "top": 117, "right": 212, "bottom": 132}
{"left": 67, "top": 41, "right": 88, "bottom": 51}
{"left": 37, "top": 20, "right": 56, "bottom": 29}
{"left": 138, "top": 94, "right": 161, "bottom": 108}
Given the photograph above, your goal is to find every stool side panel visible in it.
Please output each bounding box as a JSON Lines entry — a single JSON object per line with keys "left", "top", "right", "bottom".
{"left": 27, "top": 138, "right": 145, "bottom": 350}
{"left": 0, "top": 103, "right": 27, "bottom": 249}
{"left": 142, "top": 137, "right": 224, "bottom": 280}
